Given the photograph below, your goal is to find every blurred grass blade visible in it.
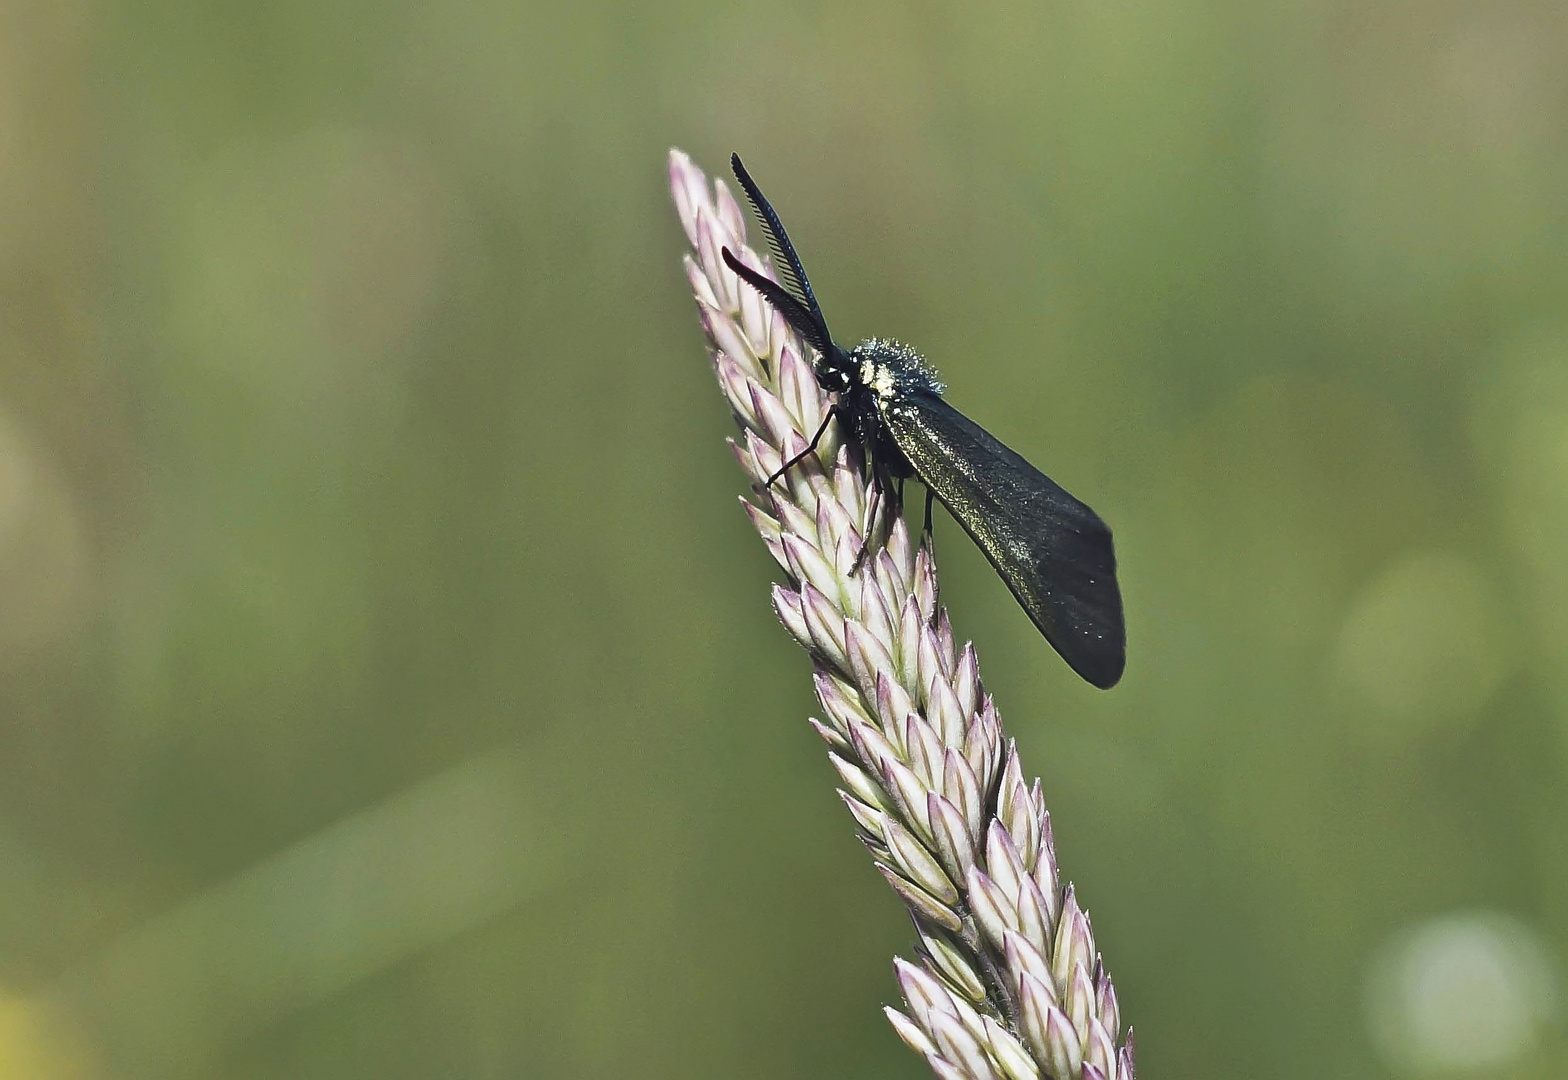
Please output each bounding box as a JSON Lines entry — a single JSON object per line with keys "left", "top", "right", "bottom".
{"left": 48, "top": 746, "right": 559, "bottom": 1075}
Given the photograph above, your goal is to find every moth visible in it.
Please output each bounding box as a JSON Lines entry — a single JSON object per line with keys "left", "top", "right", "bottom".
{"left": 722, "top": 154, "right": 1125, "bottom": 689}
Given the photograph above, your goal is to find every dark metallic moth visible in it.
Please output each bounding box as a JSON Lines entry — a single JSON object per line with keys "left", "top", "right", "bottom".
{"left": 721, "top": 154, "right": 1126, "bottom": 689}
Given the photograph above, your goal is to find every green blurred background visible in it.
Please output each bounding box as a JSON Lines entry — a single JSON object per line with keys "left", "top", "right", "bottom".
{"left": 0, "top": 0, "right": 1564, "bottom": 1076}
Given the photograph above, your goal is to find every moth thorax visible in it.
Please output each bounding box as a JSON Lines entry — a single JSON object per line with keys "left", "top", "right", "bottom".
{"left": 857, "top": 357, "right": 897, "bottom": 402}
{"left": 852, "top": 337, "right": 944, "bottom": 401}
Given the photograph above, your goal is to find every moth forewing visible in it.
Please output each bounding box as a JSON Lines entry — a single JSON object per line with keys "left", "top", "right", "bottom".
{"left": 879, "top": 391, "right": 1126, "bottom": 689}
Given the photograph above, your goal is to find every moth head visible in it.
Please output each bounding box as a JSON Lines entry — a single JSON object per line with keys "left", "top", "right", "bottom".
{"left": 813, "top": 344, "right": 857, "bottom": 395}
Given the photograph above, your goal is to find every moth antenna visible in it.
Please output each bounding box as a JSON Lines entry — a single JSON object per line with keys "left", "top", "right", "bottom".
{"left": 722, "top": 247, "right": 832, "bottom": 357}
{"left": 729, "top": 153, "right": 832, "bottom": 348}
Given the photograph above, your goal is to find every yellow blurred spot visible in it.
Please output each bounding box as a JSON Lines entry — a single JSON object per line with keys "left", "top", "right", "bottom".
{"left": 0, "top": 992, "right": 91, "bottom": 1080}
{"left": 1331, "top": 551, "right": 1513, "bottom": 741}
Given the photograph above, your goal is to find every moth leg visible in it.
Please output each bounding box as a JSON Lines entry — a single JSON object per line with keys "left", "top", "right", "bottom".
{"left": 852, "top": 458, "right": 897, "bottom": 575}
{"left": 922, "top": 487, "right": 935, "bottom": 544}
{"left": 885, "top": 466, "right": 904, "bottom": 523}
{"left": 764, "top": 406, "right": 837, "bottom": 489}
{"left": 853, "top": 484, "right": 880, "bottom": 576}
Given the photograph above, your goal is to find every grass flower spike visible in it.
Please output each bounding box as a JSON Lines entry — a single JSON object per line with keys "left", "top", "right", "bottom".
{"left": 669, "top": 149, "right": 1135, "bottom": 1080}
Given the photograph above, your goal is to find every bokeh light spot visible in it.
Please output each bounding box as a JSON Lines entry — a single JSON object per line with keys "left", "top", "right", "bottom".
{"left": 1366, "top": 911, "right": 1559, "bottom": 1074}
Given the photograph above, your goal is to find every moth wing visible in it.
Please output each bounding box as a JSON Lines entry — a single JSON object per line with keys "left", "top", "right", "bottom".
{"left": 882, "top": 391, "right": 1126, "bottom": 688}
